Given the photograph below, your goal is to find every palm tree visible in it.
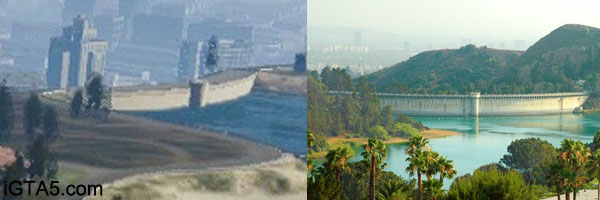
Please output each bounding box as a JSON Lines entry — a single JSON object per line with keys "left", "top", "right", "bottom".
{"left": 423, "top": 179, "right": 444, "bottom": 200}
{"left": 405, "top": 135, "right": 429, "bottom": 200}
{"left": 362, "top": 138, "right": 387, "bottom": 200}
{"left": 377, "top": 181, "right": 406, "bottom": 200}
{"left": 324, "top": 147, "right": 353, "bottom": 181}
{"left": 587, "top": 149, "right": 600, "bottom": 200}
{"left": 558, "top": 139, "right": 591, "bottom": 200}
{"left": 437, "top": 156, "right": 457, "bottom": 185}
{"left": 546, "top": 162, "right": 565, "bottom": 200}
{"left": 424, "top": 151, "right": 440, "bottom": 180}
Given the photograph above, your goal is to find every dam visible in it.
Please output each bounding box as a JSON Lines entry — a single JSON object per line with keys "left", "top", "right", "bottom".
{"left": 329, "top": 91, "right": 589, "bottom": 116}
{"left": 109, "top": 70, "right": 257, "bottom": 111}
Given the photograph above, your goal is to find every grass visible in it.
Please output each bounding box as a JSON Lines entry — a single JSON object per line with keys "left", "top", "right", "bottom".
{"left": 56, "top": 168, "right": 83, "bottom": 187}
{"left": 3, "top": 92, "right": 281, "bottom": 198}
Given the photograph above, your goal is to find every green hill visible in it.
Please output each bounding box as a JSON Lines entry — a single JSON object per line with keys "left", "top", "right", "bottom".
{"left": 367, "top": 24, "right": 600, "bottom": 95}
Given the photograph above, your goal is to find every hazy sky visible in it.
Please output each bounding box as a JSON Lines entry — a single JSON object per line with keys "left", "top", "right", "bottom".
{"left": 308, "top": 0, "right": 600, "bottom": 42}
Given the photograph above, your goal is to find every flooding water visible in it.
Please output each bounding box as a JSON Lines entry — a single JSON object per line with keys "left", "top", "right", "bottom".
{"left": 348, "top": 113, "right": 599, "bottom": 187}
{"left": 129, "top": 91, "right": 308, "bottom": 156}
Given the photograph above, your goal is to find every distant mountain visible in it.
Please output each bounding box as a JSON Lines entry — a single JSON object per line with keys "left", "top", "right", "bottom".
{"left": 366, "top": 24, "right": 600, "bottom": 95}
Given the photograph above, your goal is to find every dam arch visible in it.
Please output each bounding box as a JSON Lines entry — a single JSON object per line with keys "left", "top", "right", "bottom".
{"left": 330, "top": 91, "right": 588, "bottom": 116}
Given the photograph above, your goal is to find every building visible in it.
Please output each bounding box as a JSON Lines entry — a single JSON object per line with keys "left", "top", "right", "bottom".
{"left": 47, "top": 15, "right": 108, "bottom": 90}
{"left": 93, "top": 15, "right": 125, "bottom": 49}
{"left": 176, "top": 39, "right": 252, "bottom": 82}
{"left": 217, "top": 39, "right": 253, "bottom": 70}
{"left": 177, "top": 40, "right": 206, "bottom": 82}
{"left": 187, "top": 21, "right": 254, "bottom": 43}
{"left": 131, "top": 14, "right": 183, "bottom": 49}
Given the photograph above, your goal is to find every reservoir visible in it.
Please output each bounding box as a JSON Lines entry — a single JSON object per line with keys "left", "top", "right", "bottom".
{"left": 129, "top": 91, "right": 308, "bottom": 156}
{"left": 349, "top": 113, "right": 598, "bottom": 187}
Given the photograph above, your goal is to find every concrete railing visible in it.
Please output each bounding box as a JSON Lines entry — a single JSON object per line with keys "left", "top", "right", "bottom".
{"left": 328, "top": 91, "right": 590, "bottom": 116}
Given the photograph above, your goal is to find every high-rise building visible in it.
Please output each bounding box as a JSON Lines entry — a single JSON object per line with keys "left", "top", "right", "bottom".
{"left": 177, "top": 40, "right": 206, "bottom": 82}
{"left": 176, "top": 38, "right": 253, "bottom": 82}
{"left": 63, "top": 0, "right": 95, "bottom": 25}
{"left": 187, "top": 21, "right": 254, "bottom": 43}
{"left": 131, "top": 14, "right": 183, "bottom": 49}
{"left": 47, "top": 15, "right": 108, "bottom": 90}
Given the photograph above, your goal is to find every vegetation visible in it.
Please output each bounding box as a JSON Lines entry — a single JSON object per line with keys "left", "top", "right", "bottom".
{"left": 23, "top": 93, "right": 43, "bottom": 138}
{"left": 294, "top": 53, "right": 307, "bottom": 72}
{"left": 308, "top": 68, "right": 428, "bottom": 155}
{"left": 0, "top": 87, "right": 61, "bottom": 197}
{"left": 500, "top": 138, "right": 557, "bottom": 185}
{"left": 86, "top": 75, "right": 105, "bottom": 110}
{"left": 361, "top": 138, "right": 387, "bottom": 200}
{"left": 70, "top": 89, "right": 83, "bottom": 117}
{"left": 366, "top": 24, "right": 600, "bottom": 109}
{"left": 447, "top": 166, "right": 541, "bottom": 200}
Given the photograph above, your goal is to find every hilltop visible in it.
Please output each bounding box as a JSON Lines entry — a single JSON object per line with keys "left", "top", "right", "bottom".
{"left": 366, "top": 24, "right": 600, "bottom": 95}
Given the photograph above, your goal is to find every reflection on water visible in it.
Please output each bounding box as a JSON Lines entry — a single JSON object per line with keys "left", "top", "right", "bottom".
{"left": 349, "top": 113, "right": 598, "bottom": 188}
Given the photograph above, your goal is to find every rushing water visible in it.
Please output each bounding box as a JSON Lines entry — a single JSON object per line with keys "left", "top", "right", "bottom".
{"left": 347, "top": 113, "right": 600, "bottom": 188}
{"left": 129, "top": 91, "right": 308, "bottom": 156}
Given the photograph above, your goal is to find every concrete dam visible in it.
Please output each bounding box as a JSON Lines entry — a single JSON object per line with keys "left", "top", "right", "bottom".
{"left": 329, "top": 91, "right": 589, "bottom": 116}
{"left": 109, "top": 70, "right": 256, "bottom": 111}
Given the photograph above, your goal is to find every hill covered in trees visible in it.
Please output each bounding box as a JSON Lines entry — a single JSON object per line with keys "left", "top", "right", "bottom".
{"left": 366, "top": 24, "right": 600, "bottom": 97}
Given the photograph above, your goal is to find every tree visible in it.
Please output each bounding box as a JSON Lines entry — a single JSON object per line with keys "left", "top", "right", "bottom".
{"left": 42, "top": 106, "right": 59, "bottom": 141}
{"left": 546, "top": 162, "right": 566, "bottom": 200}
{"left": 368, "top": 125, "right": 389, "bottom": 140}
{"left": 308, "top": 171, "right": 343, "bottom": 200}
{"left": 361, "top": 138, "right": 387, "bottom": 200}
{"left": 0, "top": 83, "right": 13, "bottom": 142}
{"left": 28, "top": 136, "right": 49, "bottom": 179}
{"left": 392, "top": 122, "right": 419, "bottom": 138}
{"left": 437, "top": 156, "right": 457, "bottom": 185}
{"left": 23, "top": 93, "right": 42, "bottom": 138}
{"left": 294, "top": 53, "right": 307, "bottom": 72}
{"left": 500, "top": 138, "right": 557, "bottom": 184}
{"left": 2, "top": 153, "right": 27, "bottom": 199}
{"left": 447, "top": 167, "right": 540, "bottom": 200}
{"left": 382, "top": 106, "right": 394, "bottom": 132}
{"left": 587, "top": 149, "right": 600, "bottom": 200}
{"left": 558, "top": 139, "right": 590, "bottom": 200}
{"left": 324, "top": 147, "right": 353, "bottom": 181}
{"left": 205, "top": 35, "right": 219, "bottom": 73}
{"left": 405, "top": 135, "right": 429, "bottom": 200}
{"left": 70, "top": 89, "right": 83, "bottom": 117}
{"left": 588, "top": 130, "right": 600, "bottom": 152}
{"left": 86, "top": 75, "right": 104, "bottom": 110}
{"left": 423, "top": 179, "right": 444, "bottom": 200}
{"left": 377, "top": 180, "right": 409, "bottom": 200}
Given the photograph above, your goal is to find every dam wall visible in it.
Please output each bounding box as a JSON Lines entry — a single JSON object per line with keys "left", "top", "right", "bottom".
{"left": 189, "top": 72, "right": 257, "bottom": 107}
{"left": 109, "top": 71, "right": 257, "bottom": 111}
{"left": 330, "top": 91, "right": 588, "bottom": 116}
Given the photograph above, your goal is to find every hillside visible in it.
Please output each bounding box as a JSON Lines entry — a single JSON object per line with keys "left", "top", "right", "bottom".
{"left": 367, "top": 24, "right": 600, "bottom": 95}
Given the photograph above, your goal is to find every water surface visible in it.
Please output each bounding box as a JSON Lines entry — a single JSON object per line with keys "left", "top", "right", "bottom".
{"left": 129, "top": 91, "right": 308, "bottom": 156}
{"left": 349, "top": 114, "right": 599, "bottom": 187}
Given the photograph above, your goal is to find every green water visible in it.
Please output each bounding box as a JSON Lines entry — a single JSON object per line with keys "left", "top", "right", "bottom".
{"left": 346, "top": 113, "right": 600, "bottom": 187}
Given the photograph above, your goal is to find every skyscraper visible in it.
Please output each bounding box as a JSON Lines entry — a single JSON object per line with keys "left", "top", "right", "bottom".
{"left": 177, "top": 40, "right": 206, "bottom": 82}
{"left": 47, "top": 15, "right": 108, "bottom": 90}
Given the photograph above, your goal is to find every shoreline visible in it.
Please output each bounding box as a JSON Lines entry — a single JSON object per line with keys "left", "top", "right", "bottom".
{"left": 310, "top": 128, "right": 459, "bottom": 159}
